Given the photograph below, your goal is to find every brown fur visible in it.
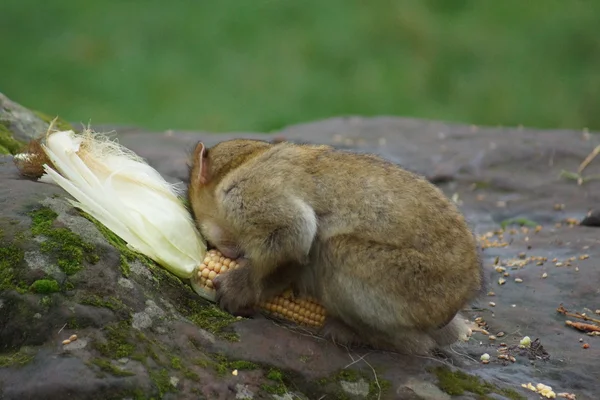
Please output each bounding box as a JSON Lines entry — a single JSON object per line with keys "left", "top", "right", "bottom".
{"left": 187, "top": 139, "right": 483, "bottom": 355}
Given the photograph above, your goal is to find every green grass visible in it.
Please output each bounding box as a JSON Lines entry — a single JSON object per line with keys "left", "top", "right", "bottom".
{"left": 1, "top": 0, "right": 599, "bottom": 133}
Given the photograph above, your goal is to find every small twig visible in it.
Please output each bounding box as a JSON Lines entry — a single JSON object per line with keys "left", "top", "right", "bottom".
{"left": 343, "top": 352, "right": 371, "bottom": 369}
{"left": 578, "top": 144, "right": 600, "bottom": 174}
{"left": 448, "top": 344, "right": 479, "bottom": 364}
{"left": 565, "top": 320, "right": 600, "bottom": 332}
{"left": 57, "top": 323, "right": 67, "bottom": 335}
{"left": 557, "top": 304, "right": 600, "bottom": 325}
{"left": 362, "top": 357, "right": 382, "bottom": 400}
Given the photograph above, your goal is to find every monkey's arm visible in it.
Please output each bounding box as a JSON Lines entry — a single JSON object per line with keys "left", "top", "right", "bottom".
{"left": 213, "top": 186, "right": 318, "bottom": 315}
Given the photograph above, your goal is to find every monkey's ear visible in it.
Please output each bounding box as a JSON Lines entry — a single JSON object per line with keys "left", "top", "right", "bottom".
{"left": 193, "top": 142, "right": 210, "bottom": 185}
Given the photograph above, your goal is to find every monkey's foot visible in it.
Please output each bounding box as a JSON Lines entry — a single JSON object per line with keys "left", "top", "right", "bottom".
{"left": 319, "top": 317, "right": 362, "bottom": 346}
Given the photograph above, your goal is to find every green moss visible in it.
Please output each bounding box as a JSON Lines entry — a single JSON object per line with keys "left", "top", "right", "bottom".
{"left": 299, "top": 354, "right": 311, "bottom": 363}
{"left": 80, "top": 211, "right": 241, "bottom": 340}
{"left": 336, "top": 369, "right": 360, "bottom": 383}
{"left": 0, "top": 349, "right": 35, "bottom": 368}
{"left": 150, "top": 368, "right": 177, "bottom": 398}
{"left": 80, "top": 294, "right": 127, "bottom": 312}
{"left": 0, "top": 243, "right": 26, "bottom": 292}
{"left": 80, "top": 211, "right": 177, "bottom": 285}
{"left": 500, "top": 217, "right": 538, "bottom": 229}
{"left": 368, "top": 378, "right": 391, "bottom": 400}
{"left": 32, "top": 111, "right": 74, "bottom": 132}
{"left": 89, "top": 358, "right": 135, "bottom": 377}
{"left": 29, "top": 208, "right": 99, "bottom": 276}
{"left": 185, "top": 304, "right": 239, "bottom": 341}
{"left": 211, "top": 353, "right": 258, "bottom": 376}
{"left": 93, "top": 320, "right": 136, "bottom": 359}
{"left": 266, "top": 368, "right": 284, "bottom": 381}
{"left": 261, "top": 368, "right": 288, "bottom": 395}
{"left": 66, "top": 317, "right": 80, "bottom": 329}
{"left": 29, "top": 279, "right": 60, "bottom": 294}
{"left": 0, "top": 121, "right": 25, "bottom": 155}
{"left": 119, "top": 255, "right": 131, "bottom": 278}
{"left": 430, "top": 366, "right": 526, "bottom": 400}
{"left": 170, "top": 356, "right": 183, "bottom": 370}
{"left": 230, "top": 360, "right": 259, "bottom": 371}
{"left": 39, "top": 295, "right": 52, "bottom": 309}
{"left": 183, "top": 369, "right": 200, "bottom": 381}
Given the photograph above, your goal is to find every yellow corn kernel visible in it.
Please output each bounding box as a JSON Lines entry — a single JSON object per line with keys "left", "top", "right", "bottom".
{"left": 192, "top": 249, "right": 327, "bottom": 328}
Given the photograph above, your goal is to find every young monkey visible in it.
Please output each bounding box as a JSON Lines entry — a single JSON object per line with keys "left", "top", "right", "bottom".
{"left": 187, "top": 139, "right": 484, "bottom": 355}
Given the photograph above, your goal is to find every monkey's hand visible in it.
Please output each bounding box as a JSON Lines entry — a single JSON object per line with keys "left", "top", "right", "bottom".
{"left": 213, "top": 260, "right": 259, "bottom": 317}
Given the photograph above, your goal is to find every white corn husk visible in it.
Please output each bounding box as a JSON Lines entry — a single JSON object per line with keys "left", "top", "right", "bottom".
{"left": 37, "top": 128, "right": 207, "bottom": 280}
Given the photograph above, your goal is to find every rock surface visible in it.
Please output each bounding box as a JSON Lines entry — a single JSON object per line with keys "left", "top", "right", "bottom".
{"left": 2, "top": 95, "right": 600, "bottom": 399}
{"left": 0, "top": 91, "right": 74, "bottom": 154}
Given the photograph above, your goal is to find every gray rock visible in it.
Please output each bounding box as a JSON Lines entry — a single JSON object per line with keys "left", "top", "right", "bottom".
{"left": 0, "top": 92, "right": 49, "bottom": 144}
{"left": 2, "top": 94, "right": 600, "bottom": 399}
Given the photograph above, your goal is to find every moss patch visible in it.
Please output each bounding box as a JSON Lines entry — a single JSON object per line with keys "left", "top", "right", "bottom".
{"left": 89, "top": 358, "right": 135, "bottom": 377}
{"left": 0, "top": 348, "right": 35, "bottom": 368}
{"left": 500, "top": 217, "right": 538, "bottom": 229}
{"left": 211, "top": 353, "right": 258, "bottom": 376}
{"left": 150, "top": 368, "right": 177, "bottom": 398}
{"left": 80, "top": 212, "right": 177, "bottom": 284}
{"left": 29, "top": 279, "right": 60, "bottom": 294}
{"left": 261, "top": 368, "right": 288, "bottom": 395}
{"left": 0, "top": 243, "right": 26, "bottom": 292}
{"left": 81, "top": 211, "right": 241, "bottom": 340}
{"left": 430, "top": 366, "right": 526, "bottom": 400}
{"left": 32, "top": 111, "right": 74, "bottom": 132}
{"left": 29, "top": 207, "right": 99, "bottom": 276}
{"left": 0, "top": 121, "right": 25, "bottom": 155}
{"left": 80, "top": 294, "right": 128, "bottom": 313}
{"left": 93, "top": 320, "right": 136, "bottom": 359}
{"left": 184, "top": 304, "right": 239, "bottom": 341}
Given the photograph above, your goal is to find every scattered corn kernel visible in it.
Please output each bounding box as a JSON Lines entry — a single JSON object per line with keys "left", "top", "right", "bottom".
{"left": 62, "top": 339, "right": 71, "bottom": 345}
{"left": 519, "top": 336, "right": 531, "bottom": 348}
{"left": 232, "top": 369, "right": 238, "bottom": 376}
{"left": 480, "top": 353, "right": 490, "bottom": 361}
{"left": 69, "top": 334, "right": 78, "bottom": 342}
{"left": 489, "top": 302, "right": 496, "bottom": 307}
{"left": 542, "top": 272, "right": 548, "bottom": 278}
{"left": 498, "top": 278, "right": 506, "bottom": 285}
{"left": 514, "top": 278, "right": 523, "bottom": 283}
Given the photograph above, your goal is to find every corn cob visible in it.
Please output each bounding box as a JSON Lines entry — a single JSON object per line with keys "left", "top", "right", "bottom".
{"left": 191, "top": 249, "right": 327, "bottom": 328}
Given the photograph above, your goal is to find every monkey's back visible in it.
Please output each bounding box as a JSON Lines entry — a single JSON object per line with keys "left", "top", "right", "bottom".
{"left": 228, "top": 142, "right": 483, "bottom": 328}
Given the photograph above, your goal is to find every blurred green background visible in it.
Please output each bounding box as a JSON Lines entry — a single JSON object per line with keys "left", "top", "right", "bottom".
{"left": 1, "top": 0, "right": 599, "bottom": 133}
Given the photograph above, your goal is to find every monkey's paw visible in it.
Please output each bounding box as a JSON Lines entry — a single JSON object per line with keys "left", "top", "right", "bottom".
{"left": 213, "top": 268, "right": 258, "bottom": 317}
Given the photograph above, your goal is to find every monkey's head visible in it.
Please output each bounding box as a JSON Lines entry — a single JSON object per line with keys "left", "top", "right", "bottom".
{"left": 187, "top": 139, "right": 273, "bottom": 257}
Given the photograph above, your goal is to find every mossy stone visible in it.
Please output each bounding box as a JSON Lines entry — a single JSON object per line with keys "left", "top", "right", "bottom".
{"left": 0, "top": 243, "right": 26, "bottom": 293}
{"left": 28, "top": 207, "right": 99, "bottom": 276}
{"left": 0, "top": 121, "right": 25, "bottom": 155}
{"left": 430, "top": 366, "right": 526, "bottom": 400}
